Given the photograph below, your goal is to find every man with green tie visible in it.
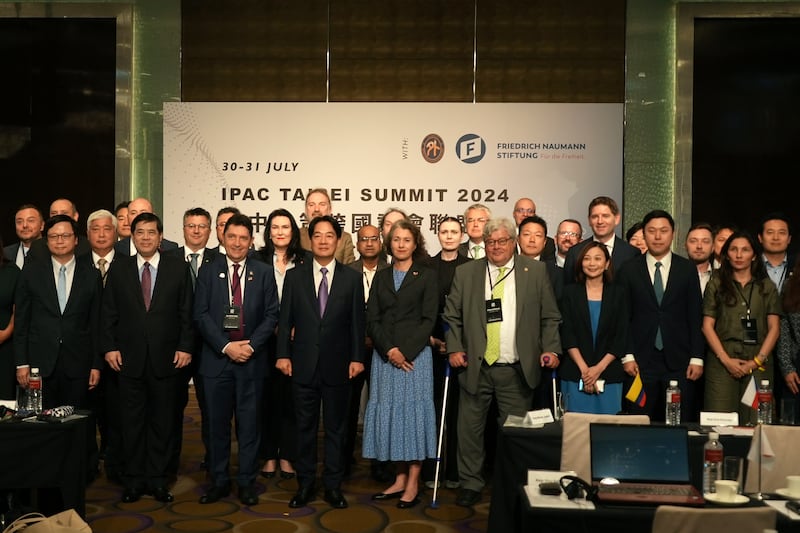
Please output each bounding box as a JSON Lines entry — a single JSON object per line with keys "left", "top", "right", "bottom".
{"left": 444, "top": 217, "right": 561, "bottom": 507}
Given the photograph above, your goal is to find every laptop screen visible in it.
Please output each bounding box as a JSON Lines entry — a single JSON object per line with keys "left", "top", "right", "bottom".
{"left": 589, "top": 423, "right": 691, "bottom": 484}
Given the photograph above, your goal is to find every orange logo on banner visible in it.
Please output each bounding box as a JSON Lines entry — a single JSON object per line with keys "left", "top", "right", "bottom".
{"left": 421, "top": 133, "right": 445, "bottom": 163}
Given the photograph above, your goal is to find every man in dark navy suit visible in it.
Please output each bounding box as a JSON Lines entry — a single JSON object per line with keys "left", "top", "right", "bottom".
{"left": 102, "top": 212, "right": 194, "bottom": 504}
{"left": 166, "top": 207, "right": 219, "bottom": 476}
{"left": 194, "top": 214, "right": 279, "bottom": 506}
{"left": 617, "top": 209, "right": 705, "bottom": 422}
{"left": 14, "top": 214, "right": 103, "bottom": 409}
{"left": 3, "top": 204, "right": 44, "bottom": 269}
{"left": 563, "top": 195, "right": 639, "bottom": 284}
{"left": 277, "top": 215, "right": 365, "bottom": 509}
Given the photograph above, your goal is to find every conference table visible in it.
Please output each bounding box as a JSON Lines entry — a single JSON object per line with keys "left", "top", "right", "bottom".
{"left": 0, "top": 414, "right": 91, "bottom": 517}
{"left": 488, "top": 420, "right": 756, "bottom": 533}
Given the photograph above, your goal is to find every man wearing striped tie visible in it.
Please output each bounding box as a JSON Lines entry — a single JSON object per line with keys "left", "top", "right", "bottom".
{"left": 444, "top": 217, "right": 562, "bottom": 507}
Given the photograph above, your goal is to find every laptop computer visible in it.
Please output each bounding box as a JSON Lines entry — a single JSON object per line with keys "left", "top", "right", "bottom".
{"left": 589, "top": 423, "right": 704, "bottom": 506}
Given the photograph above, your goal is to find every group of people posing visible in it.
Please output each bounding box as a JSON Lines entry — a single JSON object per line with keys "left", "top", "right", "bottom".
{"left": 1, "top": 190, "right": 796, "bottom": 511}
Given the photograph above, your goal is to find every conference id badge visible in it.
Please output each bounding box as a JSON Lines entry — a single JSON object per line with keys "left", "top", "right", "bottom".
{"left": 741, "top": 316, "right": 758, "bottom": 345}
{"left": 486, "top": 298, "right": 503, "bottom": 323}
{"left": 223, "top": 306, "right": 241, "bottom": 330}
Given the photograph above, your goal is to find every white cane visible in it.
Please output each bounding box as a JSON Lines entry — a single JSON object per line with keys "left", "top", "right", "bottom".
{"left": 430, "top": 361, "right": 451, "bottom": 509}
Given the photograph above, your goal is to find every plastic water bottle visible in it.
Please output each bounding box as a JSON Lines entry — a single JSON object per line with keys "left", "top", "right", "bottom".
{"left": 702, "top": 431, "right": 723, "bottom": 494}
{"left": 28, "top": 367, "right": 43, "bottom": 414}
{"left": 757, "top": 379, "right": 773, "bottom": 425}
{"left": 665, "top": 380, "right": 681, "bottom": 425}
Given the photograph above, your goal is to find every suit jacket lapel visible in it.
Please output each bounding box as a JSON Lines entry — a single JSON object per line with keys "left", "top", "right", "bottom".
{"left": 42, "top": 261, "right": 61, "bottom": 315}
{"left": 474, "top": 259, "right": 488, "bottom": 333}
{"left": 395, "top": 263, "right": 422, "bottom": 292}
{"left": 129, "top": 258, "right": 147, "bottom": 311}
{"left": 514, "top": 259, "right": 528, "bottom": 324}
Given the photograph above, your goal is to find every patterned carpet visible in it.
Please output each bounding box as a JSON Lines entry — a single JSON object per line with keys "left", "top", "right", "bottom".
{"left": 85, "top": 387, "right": 491, "bottom": 532}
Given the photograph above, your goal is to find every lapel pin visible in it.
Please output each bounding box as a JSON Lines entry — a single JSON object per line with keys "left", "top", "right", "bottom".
{"left": 412, "top": 271, "right": 419, "bottom": 276}
{"left": 218, "top": 272, "right": 225, "bottom": 278}
{"left": 524, "top": 267, "right": 528, "bottom": 272}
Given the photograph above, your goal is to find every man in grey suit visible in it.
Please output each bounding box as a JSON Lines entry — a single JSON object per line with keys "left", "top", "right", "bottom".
{"left": 444, "top": 218, "right": 561, "bottom": 507}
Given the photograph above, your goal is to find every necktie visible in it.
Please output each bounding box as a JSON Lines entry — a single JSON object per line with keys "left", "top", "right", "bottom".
{"left": 142, "top": 262, "right": 152, "bottom": 311}
{"left": 485, "top": 266, "right": 507, "bottom": 366}
{"left": 189, "top": 253, "right": 200, "bottom": 288}
{"left": 57, "top": 265, "right": 67, "bottom": 313}
{"left": 654, "top": 261, "right": 664, "bottom": 350}
{"left": 230, "top": 263, "right": 243, "bottom": 340}
{"left": 319, "top": 266, "right": 329, "bottom": 316}
{"left": 97, "top": 258, "right": 107, "bottom": 287}
{"left": 472, "top": 245, "right": 482, "bottom": 259}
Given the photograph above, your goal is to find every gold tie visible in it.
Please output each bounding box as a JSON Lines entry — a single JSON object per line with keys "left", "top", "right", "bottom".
{"left": 98, "top": 258, "right": 108, "bottom": 287}
{"left": 485, "top": 267, "right": 507, "bottom": 366}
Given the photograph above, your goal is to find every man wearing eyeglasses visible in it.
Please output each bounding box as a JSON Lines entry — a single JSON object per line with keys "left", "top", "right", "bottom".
{"left": 346, "top": 224, "right": 391, "bottom": 481}
{"left": 15, "top": 214, "right": 103, "bottom": 410}
{"left": 458, "top": 203, "right": 492, "bottom": 259}
{"left": 165, "top": 207, "right": 220, "bottom": 477}
{"left": 554, "top": 218, "right": 584, "bottom": 269}
{"left": 444, "top": 217, "right": 562, "bottom": 507}
{"left": 511, "top": 197, "right": 556, "bottom": 262}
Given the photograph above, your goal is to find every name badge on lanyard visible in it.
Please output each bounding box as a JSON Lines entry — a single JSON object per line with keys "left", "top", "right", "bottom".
{"left": 486, "top": 298, "right": 503, "bottom": 323}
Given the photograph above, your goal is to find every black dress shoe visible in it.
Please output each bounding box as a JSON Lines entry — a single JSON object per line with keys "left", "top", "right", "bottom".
{"left": 260, "top": 470, "right": 276, "bottom": 479}
{"left": 199, "top": 485, "right": 230, "bottom": 504}
{"left": 397, "top": 496, "right": 420, "bottom": 509}
{"left": 151, "top": 486, "right": 174, "bottom": 503}
{"left": 121, "top": 487, "right": 142, "bottom": 503}
{"left": 280, "top": 471, "right": 296, "bottom": 480}
{"left": 456, "top": 488, "right": 481, "bottom": 507}
{"left": 239, "top": 484, "right": 259, "bottom": 506}
{"left": 324, "top": 488, "right": 348, "bottom": 509}
{"left": 288, "top": 485, "right": 315, "bottom": 508}
{"left": 371, "top": 490, "right": 404, "bottom": 501}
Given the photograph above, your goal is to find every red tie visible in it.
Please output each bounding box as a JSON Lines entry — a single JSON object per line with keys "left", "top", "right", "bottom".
{"left": 141, "top": 262, "right": 152, "bottom": 311}
{"left": 230, "top": 263, "right": 243, "bottom": 340}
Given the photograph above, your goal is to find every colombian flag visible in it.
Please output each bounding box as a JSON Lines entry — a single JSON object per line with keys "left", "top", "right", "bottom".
{"left": 625, "top": 372, "right": 646, "bottom": 407}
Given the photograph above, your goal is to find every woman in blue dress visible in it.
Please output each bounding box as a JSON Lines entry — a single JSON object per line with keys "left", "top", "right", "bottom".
{"left": 363, "top": 219, "right": 438, "bottom": 508}
{"left": 559, "top": 241, "right": 629, "bottom": 414}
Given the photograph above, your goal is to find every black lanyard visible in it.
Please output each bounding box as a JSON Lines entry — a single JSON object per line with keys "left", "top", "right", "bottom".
{"left": 735, "top": 281, "right": 755, "bottom": 318}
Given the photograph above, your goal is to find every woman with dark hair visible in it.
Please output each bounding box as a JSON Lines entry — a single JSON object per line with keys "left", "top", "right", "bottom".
{"left": 256, "top": 209, "right": 310, "bottom": 479}
{"left": 559, "top": 241, "right": 628, "bottom": 414}
{"left": 0, "top": 234, "right": 19, "bottom": 400}
{"left": 363, "top": 219, "right": 438, "bottom": 509}
{"left": 702, "top": 231, "right": 781, "bottom": 423}
{"left": 625, "top": 222, "right": 647, "bottom": 254}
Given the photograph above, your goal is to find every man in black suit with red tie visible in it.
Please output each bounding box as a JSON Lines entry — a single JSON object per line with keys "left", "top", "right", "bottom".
{"left": 194, "top": 214, "right": 279, "bottom": 506}
{"left": 101, "top": 212, "right": 195, "bottom": 504}
{"left": 277, "top": 215, "right": 365, "bottom": 509}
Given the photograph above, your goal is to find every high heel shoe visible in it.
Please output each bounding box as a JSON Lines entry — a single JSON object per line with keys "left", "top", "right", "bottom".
{"left": 371, "top": 490, "right": 404, "bottom": 501}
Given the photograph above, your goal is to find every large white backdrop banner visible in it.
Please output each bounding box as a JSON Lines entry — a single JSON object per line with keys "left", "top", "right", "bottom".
{"left": 163, "top": 102, "right": 623, "bottom": 251}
